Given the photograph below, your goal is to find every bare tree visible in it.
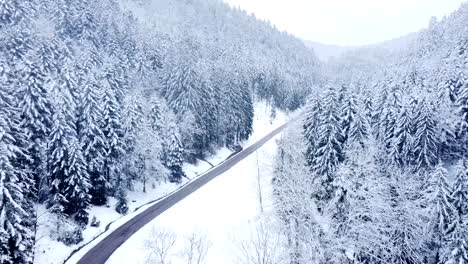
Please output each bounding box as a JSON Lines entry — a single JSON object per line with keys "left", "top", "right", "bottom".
{"left": 144, "top": 227, "right": 177, "bottom": 264}
{"left": 256, "top": 150, "right": 264, "bottom": 213}
{"left": 181, "top": 231, "right": 211, "bottom": 264}
{"left": 234, "top": 221, "right": 286, "bottom": 264}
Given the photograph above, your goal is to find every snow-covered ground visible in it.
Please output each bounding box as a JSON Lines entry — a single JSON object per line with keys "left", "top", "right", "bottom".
{"left": 34, "top": 102, "right": 287, "bottom": 264}
{"left": 106, "top": 116, "right": 285, "bottom": 264}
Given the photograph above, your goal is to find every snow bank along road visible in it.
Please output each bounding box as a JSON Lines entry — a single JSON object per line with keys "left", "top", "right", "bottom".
{"left": 73, "top": 122, "right": 289, "bottom": 264}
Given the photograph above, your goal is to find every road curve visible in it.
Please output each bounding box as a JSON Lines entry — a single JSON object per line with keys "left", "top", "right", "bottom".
{"left": 74, "top": 122, "right": 289, "bottom": 264}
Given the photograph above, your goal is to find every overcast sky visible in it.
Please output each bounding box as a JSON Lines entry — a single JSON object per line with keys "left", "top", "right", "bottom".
{"left": 223, "top": 0, "right": 467, "bottom": 46}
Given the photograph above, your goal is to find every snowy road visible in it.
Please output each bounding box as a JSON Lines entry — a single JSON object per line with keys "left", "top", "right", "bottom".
{"left": 74, "top": 122, "right": 287, "bottom": 264}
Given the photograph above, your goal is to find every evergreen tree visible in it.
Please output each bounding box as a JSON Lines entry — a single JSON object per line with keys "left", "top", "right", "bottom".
{"left": 114, "top": 184, "right": 128, "bottom": 215}
{"left": 237, "top": 80, "right": 254, "bottom": 141}
{"left": 46, "top": 106, "right": 71, "bottom": 215}
{"left": 303, "top": 96, "right": 322, "bottom": 166}
{"left": 426, "top": 163, "right": 457, "bottom": 263}
{"left": 446, "top": 69, "right": 466, "bottom": 103}
{"left": 456, "top": 81, "right": 468, "bottom": 142}
{"left": 78, "top": 77, "right": 107, "bottom": 205}
{"left": 63, "top": 139, "right": 91, "bottom": 225}
{"left": 447, "top": 220, "right": 468, "bottom": 264}
{"left": 339, "top": 93, "right": 357, "bottom": 144}
{"left": 390, "top": 104, "right": 414, "bottom": 167}
{"left": 379, "top": 86, "right": 401, "bottom": 151}
{"left": 165, "top": 122, "right": 185, "bottom": 183}
{"left": 17, "top": 60, "right": 53, "bottom": 199}
{"left": 36, "top": 40, "right": 61, "bottom": 76}
{"left": 348, "top": 100, "right": 370, "bottom": 147}
{"left": 101, "top": 85, "right": 125, "bottom": 191}
{"left": 160, "top": 63, "right": 202, "bottom": 116}
{"left": 0, "top": 0, "right": 35, "bottom": 27}
{"left": 452, "top": 159, "right": 468, "bottom": 216}
{"left": 149, "top": 96, "right": 164, "bottom": 133}
{"left": 121, "top": 93, "right": 148, "bottom": 189}
{"left": 328, "top": 168, "right": 350, "bottom": 235}
{"left": 414, "top": 100, "right": 439, "bottom": 170}
{"left": 0, "top": 113, "right": 34, "bottom": 264}
{"left": 312, "top": 87, "right": 343, "bottom": 203}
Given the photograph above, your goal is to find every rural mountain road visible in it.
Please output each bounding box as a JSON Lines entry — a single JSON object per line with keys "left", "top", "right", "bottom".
{"left": 74, "top": 122, "right": 289, "bottom": 264}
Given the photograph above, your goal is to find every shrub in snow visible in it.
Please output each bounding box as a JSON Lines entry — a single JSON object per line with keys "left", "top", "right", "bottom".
{"left": 90, "top": 216, "right": 100, "bottom": 227}
{"left": 115, "top": 195, "right": 129, "bottom": 215}
{"left": 57, "top": 225, "right": 84, "bottom": 246}
{"left": 115, "top": 178, "right": 129, "bottom": 215}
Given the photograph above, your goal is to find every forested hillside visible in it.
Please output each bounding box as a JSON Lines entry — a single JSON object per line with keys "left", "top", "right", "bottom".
{"left": 0, "top": 0, "right": 319, "bottom": 262}
{"left": 275, "top": 2, "right": 468, "bottom": 264}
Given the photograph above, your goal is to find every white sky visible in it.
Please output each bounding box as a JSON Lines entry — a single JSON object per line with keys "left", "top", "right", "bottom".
{"left": 223, "top": 0, "right": 467, "bottom": 46}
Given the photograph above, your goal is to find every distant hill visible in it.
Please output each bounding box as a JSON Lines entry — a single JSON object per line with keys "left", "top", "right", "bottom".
{"left": 304, "top": 33, "right": 418, "bottom": 62}
{"left": 304, "top": 41, "right": 354, "bottom": 62}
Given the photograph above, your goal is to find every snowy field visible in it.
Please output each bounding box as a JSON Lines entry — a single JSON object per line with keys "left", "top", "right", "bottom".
{"left": 106, "top": 123, "right": 284, "bottom": 264}
{"left": 34, "top": 102, "right": 287, "bottom": 264}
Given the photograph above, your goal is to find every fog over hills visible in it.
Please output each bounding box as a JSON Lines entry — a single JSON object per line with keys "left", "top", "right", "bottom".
{"left": 305, "top": 32, "right": 418, "bottom": 62}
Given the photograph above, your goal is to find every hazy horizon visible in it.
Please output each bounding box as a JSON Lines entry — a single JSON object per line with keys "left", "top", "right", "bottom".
{"left": 224, "top": 0, "right": 468, "bottom": 46}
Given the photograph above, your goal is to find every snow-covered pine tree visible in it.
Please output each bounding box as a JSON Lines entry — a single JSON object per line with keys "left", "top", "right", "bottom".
{"left": 18, "top": 60, "right": 52, "bottom": 139}
{"left": 219, "top": 77, "right": 243, "bottom": 147}
{"left": 456, "top": 79, "right": 468, "bottom": 144}
{"left": 446, "top": 69, "right": 466, "bottom": 103}
{"left": 36, "top": 40, "right": 61, "bottom": 76}
{"left": 114, "top": 183, "right": 128, "bottom": 215}
{"left": 149, "top": 96, "right": 164, "bottom": 133}
{"left": 303, "top": 96, "right": 322, "bottom": 167}
{"left": 103, "top": 62, "right": 126, "bottom": 105}
{"left": 48, "top": 88, "right": 91, "bottom": 224}
{"left": 425, "top": 162, "right": 458, "bottom": 263}
{"left": 390, "top": 103, "right": 414, "bottom": 167}
{"left": 134, "top": 44, "right": 154, "bottom": 81}
{"left": 74, "top": 0, "right": 100, "bottom": 48}
{"left": 436, "top": 92, "right": 460, "bottom": 161}
{"left": 385, "top": 179, "right": 425, "bottom": 264}
{"left": 122, "top": 94, "right": 144, "bottom": 153}
{"left": 135, "top": 120, "right": 166, "bottom": 192}
{"left": 194, "top": 80, "right": 216, "bottom": 153}
{"left": 238, "top": 80, "right": 254, "bottom": 142}
{"left": 17, "top": 60, "right": 53, "bottom": 201}
{"left": 63, "top": 138, "right": 91, "bottom": 225}
{"left": 328, "top": 166, "right": 350, "bottom": 235}
{"left": 379, "top": 85, "right": 401, "bottom": 151}
{"left": 452, "top": 159, "right": 468, "bottom": 216}
{"left": 121, "top": 93, "right": 149, "bottom": 190}
{"left": 165, "top": 122, "right": 185, "bottom": 183}
{"left": 312, "top": 86, "right": 343, "bottom": 204}
{"left": 0, "top": 0, "right": 35, "bottom": 27}
{"left": 339, "top": 93, "right": 357, "bottom": 145}
{"left": 413, "top": 100, "right": 440, "bottom": 170}
{"left": 347, "top": 98, "right": 370, "bottom": 147}
{"left": 160, "top": 62, "right": 202, "bottom": 117}
{"left": 0, "top": 109, "right": 34, "bottom": 264}
{"left": 0, "top": 56, "right": 37, "bottom": 261}
{"left": 101, "top": 83, "right": 125, "bottom": 194}
{"left": 446, "top": 220, "right": 468, "bottom": 264}
{"left": 373, "top": 82, "right": 390, "bottom": 138}
{"left": 78, "top": 76, "right": 108, "bottom": 205}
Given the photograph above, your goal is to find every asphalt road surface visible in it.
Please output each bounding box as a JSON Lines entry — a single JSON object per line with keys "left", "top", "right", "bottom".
{"left": 74, "top": 122, "right": 289, "bottom": 264}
